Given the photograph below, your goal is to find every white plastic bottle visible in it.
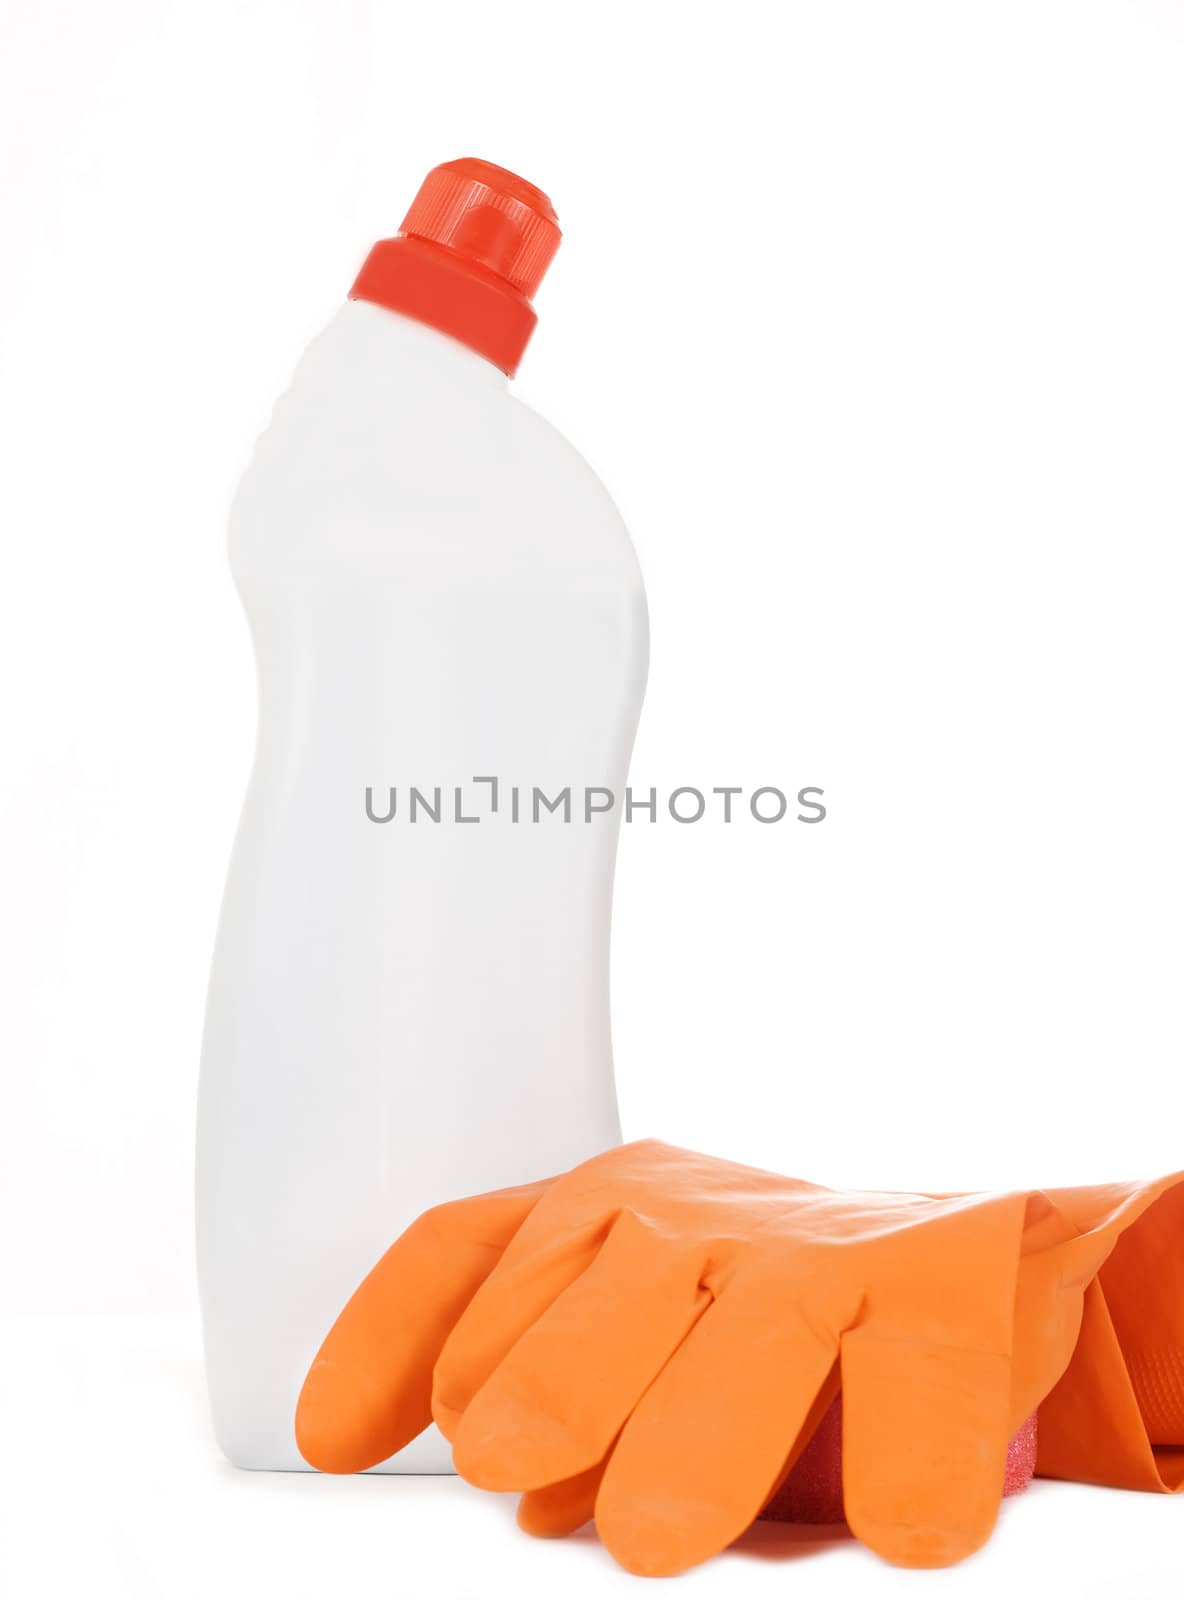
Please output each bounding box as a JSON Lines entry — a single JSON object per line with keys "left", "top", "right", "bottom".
{"left": 196, "top": 159, "right": 647, "bottom": 1472}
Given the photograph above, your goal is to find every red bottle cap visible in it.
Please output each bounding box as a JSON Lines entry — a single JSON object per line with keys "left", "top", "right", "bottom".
{"left": 350, "top": 158, "right": 562, "bottom": 377}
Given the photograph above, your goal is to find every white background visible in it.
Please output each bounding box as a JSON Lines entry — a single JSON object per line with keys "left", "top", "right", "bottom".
{"left": 2, "top": 0, "right": 1182, "bottom": 1595}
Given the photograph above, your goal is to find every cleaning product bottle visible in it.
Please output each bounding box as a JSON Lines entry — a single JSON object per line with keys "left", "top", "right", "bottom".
{"left": 196, "top": 159, "right": 648, "bottom": 1472}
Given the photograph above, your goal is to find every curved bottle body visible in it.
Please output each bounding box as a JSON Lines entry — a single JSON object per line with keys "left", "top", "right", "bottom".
{"left": 197, "top": 300, "right": 647, "bottom": 1470}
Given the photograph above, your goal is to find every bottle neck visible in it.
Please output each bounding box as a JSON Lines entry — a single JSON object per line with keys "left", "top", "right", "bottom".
{"left": 343, "top": 296, "right": 509, "bottom": 394}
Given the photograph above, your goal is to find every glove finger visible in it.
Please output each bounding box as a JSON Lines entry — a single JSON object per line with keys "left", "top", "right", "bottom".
{"left": 296, "top": 1179, "right": 549, "bottom": 1472}
{"left": 840, "top": 1191, "right": 1028, "bottom": 1568}
{"left": 432, "top": 1208, "right": 617, "bottom": 1440}
{"left": 840, "top": 1325, "right": 1012, "bottom": 1567}
{"left": 518, "top": 1462, "right": 606, "bottom": 1538}
{"left": 452, "top": 1209, "right": 712, "bottom": 1489}
{"left": 594, "top": 1268, "right": 840, "bottom": 1577}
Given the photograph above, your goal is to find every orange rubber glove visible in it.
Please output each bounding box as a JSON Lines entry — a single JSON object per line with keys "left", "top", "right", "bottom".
{"left": 296, "top": 1142, "right": 1184, "bottom": 1575}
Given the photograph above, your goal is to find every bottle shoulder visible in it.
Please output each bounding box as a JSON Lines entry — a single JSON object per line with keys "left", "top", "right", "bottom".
{"left": 231, "top": 302, "right": 637, "bottom": 573}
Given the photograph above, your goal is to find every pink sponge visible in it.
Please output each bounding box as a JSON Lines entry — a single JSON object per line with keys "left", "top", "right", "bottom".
{"left": 761, "top": 1396, "right": 1038, "bottom": 1524}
